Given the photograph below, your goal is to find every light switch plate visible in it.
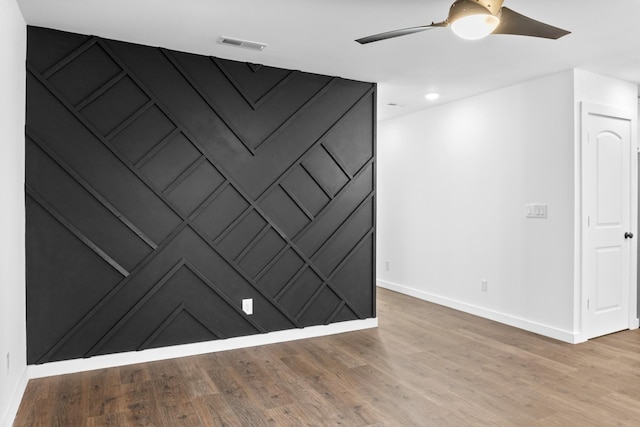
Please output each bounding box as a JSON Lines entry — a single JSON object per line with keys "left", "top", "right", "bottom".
{"left": 526, "top": 204, "right": 548, "bottom": 219}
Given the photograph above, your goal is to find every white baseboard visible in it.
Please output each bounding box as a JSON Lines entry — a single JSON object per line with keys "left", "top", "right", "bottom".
{"left": 377, "top": 280, "right": 579, "bottom": 344}
{"left": 0, "top": 367, "right": 29, "bottom": 427}
{"left": 632, "top": 318, "right": 640, "bottom": 330}
{"left": 28, "top": 318, "right": 377, "bottom": 379}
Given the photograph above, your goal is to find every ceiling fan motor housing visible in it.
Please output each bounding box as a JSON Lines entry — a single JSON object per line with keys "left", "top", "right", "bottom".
{"left": 449, "top": 0, "right": 504, "bottom": 21}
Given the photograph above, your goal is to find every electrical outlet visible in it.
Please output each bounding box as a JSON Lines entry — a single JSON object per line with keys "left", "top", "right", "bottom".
{"left": 481, "top": 279, "right": 488, "bottom": 292}
{"left": 385, "top": 260, "right": 390, "bottom": 271}
{"left": 242, "top": 298, "right": 253, "bottom": 315}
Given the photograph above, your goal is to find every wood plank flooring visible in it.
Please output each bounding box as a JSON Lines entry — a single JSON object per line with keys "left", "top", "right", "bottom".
{"left": 14, "top": 287, "right": 640, "bottom": 426}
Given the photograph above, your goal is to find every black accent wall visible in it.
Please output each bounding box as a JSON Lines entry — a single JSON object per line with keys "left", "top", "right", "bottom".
{"left": 25, "top": 26, "right": 376, "bottom": 364}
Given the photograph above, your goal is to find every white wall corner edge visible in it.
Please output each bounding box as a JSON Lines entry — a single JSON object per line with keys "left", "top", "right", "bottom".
{"left": 0, "top": 367, "right": 29, "bottom": 427}
{"left": 377, "top": 280, "right": 581, "bottom": 344}
{"left": 27, "top": 318, "right": 378, "bottom": 380}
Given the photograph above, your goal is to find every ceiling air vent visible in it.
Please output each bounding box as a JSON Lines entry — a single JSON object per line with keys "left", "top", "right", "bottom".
{"left": 218, "top": 37, "right": 267, "bottom": 51}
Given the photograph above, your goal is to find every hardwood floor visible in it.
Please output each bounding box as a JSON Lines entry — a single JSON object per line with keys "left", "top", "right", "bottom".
{"left": 14, "top": 287, "right": 640, "bottom": 426}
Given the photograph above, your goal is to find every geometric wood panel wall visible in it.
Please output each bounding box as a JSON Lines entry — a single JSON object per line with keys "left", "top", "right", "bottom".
{"left": 25, "top": 26, "right": 376, "bottom": 364}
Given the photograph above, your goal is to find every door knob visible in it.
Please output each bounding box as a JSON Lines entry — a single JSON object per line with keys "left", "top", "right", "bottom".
{"left": 625, "top": 232, "right": 634, "bottom": 239}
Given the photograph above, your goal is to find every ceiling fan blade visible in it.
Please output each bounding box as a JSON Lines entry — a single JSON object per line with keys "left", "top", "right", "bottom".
{"left": 493, "top": 7, "right": 570, "bottom": 39}
{"left": 356, "top": 22, "right": 447, "bottom": 44}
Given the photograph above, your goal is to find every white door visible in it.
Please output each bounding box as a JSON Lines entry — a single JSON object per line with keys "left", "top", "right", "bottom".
{"left": 582, "top": 102, "right": 635, "bottom": 339}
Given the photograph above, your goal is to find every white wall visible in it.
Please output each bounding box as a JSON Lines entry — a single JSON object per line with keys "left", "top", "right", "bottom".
{"left": 377, "top": 71, "right": 578, "bottom": 341}
{"left": 0, "top": 0, "right": 26, "bottom": 425}
{"left": 378, "top": 69, "right": 639, "bottom": 343}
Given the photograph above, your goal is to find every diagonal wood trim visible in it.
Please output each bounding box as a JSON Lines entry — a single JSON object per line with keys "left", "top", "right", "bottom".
{"left": 247, "top": 63, "right": 262, "bottom": 73}
{"left": 212, "top": 206, "right": 254, "bottom": 245}
{"left": 253, "top": 205, "right": 368, "bottom": 319}
{"left": 139, "top": 303, "right": 226, "bottom": 350}
{"left": 280, "top": 182, "right": 315, "bottom": 221}
{"left": 101, "top": 43, "right": 364, "bottom": 279}
{"left": 139, "top": 303, "right": 187, "bottom": 349}
{"left": 86, "top": 259, "right": 186, "bottom": 355}
{"left": 293, "top": 228, "right": 375, "bottom": 322}
{"left": 162, "top": 156, "right": 207, "bottom": 195}
{"left": 293, "top": 281, "right": 331, "bottom": 321}
{"left": 97, "top": 41, "right": 301, "bottom": 327}
{"left": 182, "top": 306, "right": 225, "bottom": 338}
{"left": 310, "top": 191, "right": 374, "bottom": 260}
{"left": 256, "top": 87, "right": 375, "bottom": 202}
{"left": 105, "top": 100, "right": 154, "bottom": 141}
{"left": 255, "top": 224, "right": 366, "bottom": 319}
{"left": 325, "top": 301, "right": 346, "bottom": 325}
{"left": 182, "top": 260, "right": 267, "bottom": 333}
{"left": 252, "top": 78, "right": 338, "bottom": 153}
{"left": 29, "top": 62, "right": 298, "bottom": 357}
{"left": 328, "top": 228, "right": 375, "bottom": 281}
{"left": 275, "top": 261, "right": 309, "bottom": 301}
{"left": 293, "top": 158, "right": 374, "bottom": 242}
{"left": 27, "top": 28, "right": 375, "bottom": 363}
{"left": 134, "top": 128, "right": 180, "bottom": 169}
{"left": 322, "top": 143, "right": 353, "bottom": 180}
{"left": 295, "top": 228, "right": 375, "bottom": 322}
{"left": 75, "top": 70, "right": 127, "bottom": 110}
{"left": 160, "top": 49, "right": 256, "bottom": 156}
{"left": 27, "top": 63, "right": 185, "bottom": 221}
{"left": 88, "top": 258, "right": 267, "bottom": 356}
{"left": 213, "top": 57, "right": 297, "bottom": 110}
{"left": 253, "top": 244, "right": 290, "bottom": 282}
{"left": 251, "top": 70, "right": 297, "bottom": 108}
{"left": 234, "top": 224, "right": 272, "bottom": 264}
{"left": 187, "top": 219, "right": 300, "bottom": 326}
{"left": 173, "top": 48, "right": 339, "bottom": 156}
{"left": 35, "top": 221, "right": 191, "bottom": 363}
{"left": 300, "top": 162, "right": 334, "bottom": 200}
{"left": 188, "top": 181, "right": 230, "bottom": 220}
{"left": 26, "top": 128, "right": 158, "bottom": 250}
{"left": 42, "top": 37, "right": 98, "bottom": 79}
{"left": 26, "top": 185, "right": 130, "bottom": 278}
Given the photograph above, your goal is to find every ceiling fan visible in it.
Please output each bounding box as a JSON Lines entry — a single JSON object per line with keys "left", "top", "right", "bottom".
{"left": 356, "top": 0, "right": 570, "bottom": 44}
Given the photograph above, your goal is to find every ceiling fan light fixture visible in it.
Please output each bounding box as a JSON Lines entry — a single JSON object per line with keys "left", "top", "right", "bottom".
{"left": 451, "top": 13, "right": 500, "bottom": 40}
{"left": 447, "top": 0, "right": 501, "bottom": 40}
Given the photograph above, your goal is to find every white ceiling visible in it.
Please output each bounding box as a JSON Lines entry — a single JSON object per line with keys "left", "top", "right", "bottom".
{"left": 16, "top": 0, "right": 640, "bottom": 121}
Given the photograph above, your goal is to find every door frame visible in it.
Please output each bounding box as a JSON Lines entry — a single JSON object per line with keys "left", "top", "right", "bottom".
{"left": 580, "top": 101, "right": 639, "bottom": 341}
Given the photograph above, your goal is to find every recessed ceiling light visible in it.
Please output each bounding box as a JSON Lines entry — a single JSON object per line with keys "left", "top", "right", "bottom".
{"left": 425, "top": 93, "right": 440, "bottom": 101}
